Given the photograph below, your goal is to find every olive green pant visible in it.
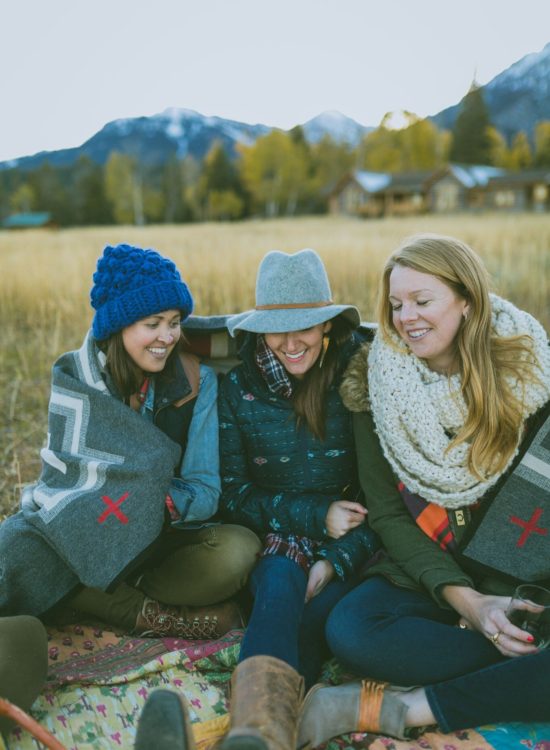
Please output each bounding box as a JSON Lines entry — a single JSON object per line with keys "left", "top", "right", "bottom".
{"left": 0, "top": 615, "right": 48, "bottom": 737}
{"left": 70, "top": 524, "right": 261, "bottom": 631}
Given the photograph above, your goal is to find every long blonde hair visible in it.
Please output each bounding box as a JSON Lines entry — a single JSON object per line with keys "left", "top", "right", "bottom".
{"left": 377, "top": 233, "right": 538, "bottom": 478}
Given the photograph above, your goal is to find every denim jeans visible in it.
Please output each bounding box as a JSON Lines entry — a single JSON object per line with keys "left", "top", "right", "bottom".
{"left": 240, "top": 555, "right": 357, "bottom": 690}
{"left": 326, "top": 576, "right": 550, "bottom": 731}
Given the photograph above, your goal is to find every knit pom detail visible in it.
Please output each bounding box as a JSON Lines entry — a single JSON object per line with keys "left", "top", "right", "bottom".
{"left": 90, "top": 244, "right": 193, "bottom": 340}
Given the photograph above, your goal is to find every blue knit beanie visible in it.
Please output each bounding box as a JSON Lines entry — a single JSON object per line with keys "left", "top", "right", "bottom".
{"left": 90, "top": 244, "right": 193, "bottom": 340}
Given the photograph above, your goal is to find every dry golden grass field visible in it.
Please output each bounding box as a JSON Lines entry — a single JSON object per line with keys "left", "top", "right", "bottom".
{"left": 2, "top": 213, "right": 550, "bottom": 516}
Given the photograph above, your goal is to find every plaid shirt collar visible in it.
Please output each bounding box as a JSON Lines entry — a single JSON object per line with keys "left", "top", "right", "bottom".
{"left": 255, "top": 334, "right": 293, "bottom": 399}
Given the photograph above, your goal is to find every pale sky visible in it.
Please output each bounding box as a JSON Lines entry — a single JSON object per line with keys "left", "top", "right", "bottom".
{"left": 2, "top": 0, "right": 550, "bottom": 162}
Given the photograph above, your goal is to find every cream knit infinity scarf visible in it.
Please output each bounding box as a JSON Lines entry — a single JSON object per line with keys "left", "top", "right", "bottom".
{"left": 368, "top": 295, "right": 550, "bottom": 509}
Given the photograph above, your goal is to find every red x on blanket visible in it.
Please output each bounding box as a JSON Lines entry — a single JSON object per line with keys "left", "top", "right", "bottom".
{"left": 97, "top": 492, "right": 129, "bottom": 525}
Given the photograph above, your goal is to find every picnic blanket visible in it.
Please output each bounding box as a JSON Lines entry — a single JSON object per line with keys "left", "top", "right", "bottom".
{"left": 3, "top": 624, "right": 550, "bottom": 749}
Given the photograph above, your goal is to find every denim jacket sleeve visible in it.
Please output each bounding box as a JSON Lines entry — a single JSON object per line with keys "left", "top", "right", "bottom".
{"left": 169, "top": 364, "right": 221, "bottom": 526}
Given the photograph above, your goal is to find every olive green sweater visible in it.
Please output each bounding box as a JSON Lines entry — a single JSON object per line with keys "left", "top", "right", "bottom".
{"left": 341, "top": 344, "right": 533, "bottom": 606}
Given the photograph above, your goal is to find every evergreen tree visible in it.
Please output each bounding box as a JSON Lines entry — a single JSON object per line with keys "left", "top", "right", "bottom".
{"left": 162, "top": 156, "right": 185, "bottom": 223}
{"left": 0, "top": 179, "right": 6, "bottom": 220}
{"left": 202, "top": 142, "right": 241, "bottom": 192}
{"left": 196, "top": 142, "right": 246, "bottom": 220}
{"left": 74, "top": 156, "right": 112, "bottom": 225}
{"left": 450, "top": 84, "right": 492, "bottom": 164}
{"left": 29, "top": 163, "right": 72, "bottom": 224}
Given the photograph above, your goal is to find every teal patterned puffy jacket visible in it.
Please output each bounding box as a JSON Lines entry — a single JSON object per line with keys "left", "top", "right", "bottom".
{"left": 218, "top": 331, "right": 379, "bottom": 579}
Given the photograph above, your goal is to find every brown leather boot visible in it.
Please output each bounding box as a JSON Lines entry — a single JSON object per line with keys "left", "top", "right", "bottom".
{"left": 221, "top": 655, "right": 304, "bottom": 750}
{"left": 134, "top": 597, "right": 244, "bottom": 639}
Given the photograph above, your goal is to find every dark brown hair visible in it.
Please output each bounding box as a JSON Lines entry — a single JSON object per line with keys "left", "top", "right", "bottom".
{"left": 98, "top": 332, "right": 183, "bottom": 400}
{"left": 293, "top": 316, "right": 355, "bottom": 440}
{"left": 97, "top": 332, "right": 142, "bottom": 399}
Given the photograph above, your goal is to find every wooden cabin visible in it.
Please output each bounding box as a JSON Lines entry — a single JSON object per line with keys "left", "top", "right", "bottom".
{"left": 425, "top": 165, "right": 505, "bottom": 212}
{"left": 484, "top": 169, "right": 550, "bottom": 212}
{"left": 329, "top": 171, "right": 390, "bottom": 218}
{"left": 379, "top": 170, "right": 434, "bottom": 216}
{"left": 328, "top": 164, "right": 550, "bottom": 217}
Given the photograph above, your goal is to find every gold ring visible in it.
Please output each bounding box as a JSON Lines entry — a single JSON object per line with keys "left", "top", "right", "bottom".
{"left": 490, "top": 631, "right": 501, "bottom": 644}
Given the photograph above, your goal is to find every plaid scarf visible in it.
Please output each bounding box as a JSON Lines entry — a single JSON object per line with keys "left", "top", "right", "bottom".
{"left": 398, "top": 482, "right": 458, "bottom": 552}
{"left": 255, "top": 334, "right": 294, "bottom": 399}
{"left": 262, "top": 533, "right": 320, "bottom": 572}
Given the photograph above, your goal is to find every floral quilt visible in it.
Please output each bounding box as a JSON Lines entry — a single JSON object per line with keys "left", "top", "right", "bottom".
{"left": 3, "top": 624, "right": 549, "bottom": 749}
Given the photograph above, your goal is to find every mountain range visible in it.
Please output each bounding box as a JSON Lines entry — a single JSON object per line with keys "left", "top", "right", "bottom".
{"left": 3, "top": 42, "right": 549, "bottom": 172}
{"left": 430, "top": 42, "right": 550, "bottom": 142}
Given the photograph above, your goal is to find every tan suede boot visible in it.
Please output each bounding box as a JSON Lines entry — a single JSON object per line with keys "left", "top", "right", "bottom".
{"left": 221, "top": 655, "right": 304, "bottom": 750}
{"left": 297, "top": 680, "right": 409, "bottom": 747}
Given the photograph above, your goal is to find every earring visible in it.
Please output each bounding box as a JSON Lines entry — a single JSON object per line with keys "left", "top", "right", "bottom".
{"left": 319, "top": 335, "right": 330, "bottom": 368}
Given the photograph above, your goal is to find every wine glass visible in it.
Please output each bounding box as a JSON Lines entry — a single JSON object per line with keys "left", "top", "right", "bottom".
{"left": 506, "top": 584, "right": 550, "bottom": 649}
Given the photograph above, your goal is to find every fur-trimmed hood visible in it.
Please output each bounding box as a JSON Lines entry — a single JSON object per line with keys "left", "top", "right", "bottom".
{"left": 339, "top": 342, "right": 371, "bottom": 413}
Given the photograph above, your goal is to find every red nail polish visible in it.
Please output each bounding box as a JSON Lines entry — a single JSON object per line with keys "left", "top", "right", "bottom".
{"left": 527, "top": 635, "right": 535, "bottom": 643}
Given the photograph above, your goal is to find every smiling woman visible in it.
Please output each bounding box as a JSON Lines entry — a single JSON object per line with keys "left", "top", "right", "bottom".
{"left": 388, "top": 266, "right": 469, "bottom": 374}
{"left": 0, "top": 243, "right": 260, "bottom": 642}
{"left": 204, "top": 248, "right": 380, "bottom": 750}
{"left": 299, "top": 233, "right": 550, "bottom": 745}
{"left": 264, "top": 322, "right": 331, "bottom": 379}
{"left": 122, "top": 310, "right": 183, "bottom": 372}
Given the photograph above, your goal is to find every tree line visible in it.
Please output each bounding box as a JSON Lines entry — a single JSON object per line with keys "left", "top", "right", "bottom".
{"left": 2, "top": 86, "right": 550, "bottom": 226}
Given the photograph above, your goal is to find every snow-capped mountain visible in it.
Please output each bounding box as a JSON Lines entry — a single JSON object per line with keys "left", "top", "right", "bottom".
{"left": 3, "top": 109, "right": 272, "bottom": 171}
{"left": 431, "top": 42, "right": 550, "bottom": 142}
{"left": 1, "top": 109, "right": 370, "bottom": 173}
{"left": 301, "top": 110, "right": 372, "bottom": 146}
{"left": 3, "top": 41, "right": 550, "bottom": 172}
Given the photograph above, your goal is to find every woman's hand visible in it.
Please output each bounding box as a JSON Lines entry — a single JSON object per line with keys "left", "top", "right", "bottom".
{"left": 305, "top": 560, "right": 335, "bottom": 603}
{"left": 325, "top": 501, "right": 367, "bottom": 539}
{"left": 443, "top": 585, "right": 539, "bottom": 657}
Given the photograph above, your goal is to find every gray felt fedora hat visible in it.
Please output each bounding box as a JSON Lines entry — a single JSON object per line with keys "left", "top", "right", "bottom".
{"left": 227, "top": 249, "right": 360, "bottom": 336}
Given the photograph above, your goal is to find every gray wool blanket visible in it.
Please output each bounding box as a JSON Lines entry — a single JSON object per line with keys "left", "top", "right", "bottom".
{"left": 0, "top": 332, "right": 180, "bottom": 616}
{"left": 459, "top": 403, "right": 550, "bottom": 585}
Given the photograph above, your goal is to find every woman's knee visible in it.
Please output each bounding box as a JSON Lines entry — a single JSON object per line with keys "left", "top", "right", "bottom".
{"left": 199, "top": 524, "right": 261, "bottom": 591}
{"left": 250, "top": 555, "right": 307, "bottom": 599}
{"left": 325, "top": 593, "right": 363, "bottom": 662}
{"left": 325, "top": 579, "right": 390, "bottom": 664}
{"left": 0, "top": 615, "right": 48, "bottom": 733}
